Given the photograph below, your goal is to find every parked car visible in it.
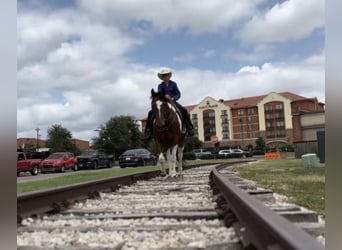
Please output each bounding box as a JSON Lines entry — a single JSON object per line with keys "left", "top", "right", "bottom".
{"left": 17, "top": 150, "right": 50, "bottom": 160}
{"left": 218, "top": 149, "right": 252, "bottom": 158}
{"left": 77, "top": 150, "right": 113, "bottom": 170}
{"left": 119, "top": 148, "right": 157, "bottom": 168}
{"left": 218, "top": 149, "right": 232, "bottom": 156}
{"left": 17, "top": 152, "right": 43, "bottom": 176}
{"left": 40, "top": 152, "right": 78, "bottom": 173}
{"left": 192, "top": 148, "right": 212, "bottom": 159}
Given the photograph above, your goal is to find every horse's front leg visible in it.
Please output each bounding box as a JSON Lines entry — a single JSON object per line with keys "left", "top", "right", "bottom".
{"left": 158, "top": 153, "right": 166, "bottom": 176}
{"left": 167, "top": 146, "right": 178, "bottom": 177}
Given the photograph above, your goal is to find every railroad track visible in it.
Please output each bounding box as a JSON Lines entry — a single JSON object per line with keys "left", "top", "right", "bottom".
{"left": 17, "top": 161, "right": 325, "bottom": 250}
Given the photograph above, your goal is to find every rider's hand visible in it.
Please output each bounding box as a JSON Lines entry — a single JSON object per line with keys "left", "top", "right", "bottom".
{"left": 165, "top": 94, "right": 173, "bottom": 101}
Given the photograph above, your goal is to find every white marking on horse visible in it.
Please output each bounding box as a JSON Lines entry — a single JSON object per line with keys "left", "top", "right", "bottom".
{"left": 168, "top": 103, "right": 182, "bottom": 131}
{"left": 156, "top": 100, "right": 162, "bottom": 118}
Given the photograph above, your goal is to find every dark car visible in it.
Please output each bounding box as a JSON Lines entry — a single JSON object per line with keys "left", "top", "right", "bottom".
{"left": 119, "top": 148, "right": 157, "bottom": 168}
{"left": 77, "top": 150, "right": 113, "bottom": 170}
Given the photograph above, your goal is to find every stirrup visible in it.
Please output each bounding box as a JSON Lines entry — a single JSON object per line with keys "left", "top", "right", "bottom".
{"left": 144, "top": 129, "right": 152, "bottom": 141}
{"left": 186, "top": 127, "right": 194, "bottom": 137}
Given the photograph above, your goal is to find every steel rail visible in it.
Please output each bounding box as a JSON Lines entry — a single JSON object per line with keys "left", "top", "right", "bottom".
{"left": 17, "top": 170, "right": 161, "bottom": 223}
{"left": 211, "top": 165, "right": 324, "bottom": 250}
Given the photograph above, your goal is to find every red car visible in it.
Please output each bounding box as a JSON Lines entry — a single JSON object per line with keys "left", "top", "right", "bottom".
{"left": 40, "top": 152, "right": 78, "bottom": 173}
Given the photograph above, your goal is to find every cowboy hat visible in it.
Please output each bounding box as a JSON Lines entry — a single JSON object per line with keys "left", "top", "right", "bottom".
{"left": 157, "top": 68, "right": 172, "bottom": 80}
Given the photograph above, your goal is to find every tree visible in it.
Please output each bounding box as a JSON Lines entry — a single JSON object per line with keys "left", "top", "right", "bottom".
{"left": 255, "top": 136, "right": 266, "bottom": 151}
{"left": 46, "top": 124, "right": 79, "bottom": 153}
{"left": 92, "top": 115, "right": 142, "bottom": 156}
{"left": 184, "top": 136, "right": 203, "bottom": 152}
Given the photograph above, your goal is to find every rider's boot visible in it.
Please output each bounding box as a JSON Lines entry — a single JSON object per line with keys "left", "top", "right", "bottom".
{"left": 144, "top": 128, "right": 152, "bottom": 141}
{"left": 185, "top": 122, "right": 195, "bottom": 137}
{"left": 187, "top": 126, "right": 195, "bottom": 137}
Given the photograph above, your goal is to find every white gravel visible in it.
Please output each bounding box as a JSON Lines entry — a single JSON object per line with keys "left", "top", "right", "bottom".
{"left": 18, "top": 165, "right": 241, "bottom": 249}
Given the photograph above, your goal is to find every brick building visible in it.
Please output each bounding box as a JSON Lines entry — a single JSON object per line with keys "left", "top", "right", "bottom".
{"left": 17, "top": 138, "right": 90, "bottom": 152}
{"left": 141, "top": 91, "right": 325, "bottom": 149}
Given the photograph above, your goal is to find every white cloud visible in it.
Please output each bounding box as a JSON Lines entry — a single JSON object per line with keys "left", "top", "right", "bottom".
{"left": 237, "top": 0, "right": 325, "bottom": 44}
{"left": 17, "top": 0, "right": 324, "bottom": 141}
{"left": 78, "top": 0, "right": 262, "bottom": 34}
{"left": 227, "top": 44, "right": 275, "bottom": 62}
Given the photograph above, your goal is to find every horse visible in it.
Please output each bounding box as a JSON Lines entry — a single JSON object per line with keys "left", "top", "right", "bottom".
{"left": 150, "top": 89, "right": 185, "bottom": 178}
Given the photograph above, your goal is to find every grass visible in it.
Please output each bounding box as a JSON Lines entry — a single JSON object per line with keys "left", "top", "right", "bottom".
{"left": 235, "top": 159, "right": 325, "bottom": 217}
{"left": 17, "top": 166, "right": 160, "bottom": 194}
{"left": 17, "top": 159, "right": 232, "bottom": 194}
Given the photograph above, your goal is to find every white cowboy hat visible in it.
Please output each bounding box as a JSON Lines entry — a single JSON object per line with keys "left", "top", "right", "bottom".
{"left": 157, "top": 68, "right": 172, "bottom": 80}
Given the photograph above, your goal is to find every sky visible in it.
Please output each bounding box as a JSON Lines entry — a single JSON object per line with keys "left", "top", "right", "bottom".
{"left": 17, "top": 0, "right": 325, "bottom": 142}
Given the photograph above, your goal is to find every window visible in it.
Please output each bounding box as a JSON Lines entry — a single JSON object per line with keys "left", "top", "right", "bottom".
{"left": 203, "top": 109, "right": 216, "bottom": 141}
{"left": 248, "top": 116, "right": 254, "bottom": 123}
{"left": 265, "top": 105, "right": 273, "bottom": 111}
{"left": 264, "top": 101, "right": 285, "bottom": 139}
{"left": 275, "top": 103, "right": 283, "bottom": 110}
{"left": 266, "top": 113, "right": 273, "bottom": 119}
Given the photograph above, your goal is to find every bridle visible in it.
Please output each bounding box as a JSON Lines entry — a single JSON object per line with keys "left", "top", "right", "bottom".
{"left": 152, "top": 97, "right": 179, "bottom": 132}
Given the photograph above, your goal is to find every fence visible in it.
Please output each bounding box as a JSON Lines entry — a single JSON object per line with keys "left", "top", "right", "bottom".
{"left": 293, "top": 140, "right": 318, "bottom": 159}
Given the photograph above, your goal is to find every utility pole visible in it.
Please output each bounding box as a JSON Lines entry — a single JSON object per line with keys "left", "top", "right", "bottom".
{"left": 35, "top": 127, "right": 40, "bottom": 152}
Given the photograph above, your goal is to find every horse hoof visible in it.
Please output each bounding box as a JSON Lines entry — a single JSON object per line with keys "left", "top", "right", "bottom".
{"left": 162, "top": 175, "right": 169, "bottom": 181}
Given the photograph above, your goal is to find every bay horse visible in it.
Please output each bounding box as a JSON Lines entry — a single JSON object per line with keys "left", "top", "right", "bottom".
{"left": 150, "top": 89, "right": 185, "bottom": 178}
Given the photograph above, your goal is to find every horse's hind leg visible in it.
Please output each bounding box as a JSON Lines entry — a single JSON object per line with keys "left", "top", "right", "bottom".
{"left": 166, "top": 149, "right": 173, "bottom": 177}
{"left": 177, "top": 146, "right": 184, "bottom": 180}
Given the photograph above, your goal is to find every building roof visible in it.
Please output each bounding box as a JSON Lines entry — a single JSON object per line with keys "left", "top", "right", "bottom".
{"left": 222, "top": 92, "right": 313, "bottom": 109}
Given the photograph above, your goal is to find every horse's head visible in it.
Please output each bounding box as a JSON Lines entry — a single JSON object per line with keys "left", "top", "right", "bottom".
{"left": 150, "top": 88, "right": 174, "bottom": 130}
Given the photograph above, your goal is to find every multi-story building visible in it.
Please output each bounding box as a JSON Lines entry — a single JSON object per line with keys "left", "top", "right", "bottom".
{"left": 141, "top": 91, "right": 325, "bottom": 149}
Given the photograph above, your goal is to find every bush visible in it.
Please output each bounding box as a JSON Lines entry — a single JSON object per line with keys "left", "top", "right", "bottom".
{"left": 252, "top": 150, "right": 265, "bottom": 155}
{"left": 183, "top": 152, "right": 196, "bottom": 160}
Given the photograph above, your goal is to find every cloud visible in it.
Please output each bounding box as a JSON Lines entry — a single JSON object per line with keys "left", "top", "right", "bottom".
{"left": 237, "top": 0, "right": 325, "bottom": 44}
{"left": 227, "top": 44, "right": 275, "bottom": 62}
{"left": 17, "top": 0, "right": 324, "bottom": 141}
{"left": 78, "top": 0, "right": 261, "bottom": 34}
{"left": 173, "top": 53, "right": 196, "bottom": 63}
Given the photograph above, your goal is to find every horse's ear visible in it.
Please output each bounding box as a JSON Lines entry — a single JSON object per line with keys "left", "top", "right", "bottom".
{"left": 151, "top": 88, "right": 156, "bottom": 96}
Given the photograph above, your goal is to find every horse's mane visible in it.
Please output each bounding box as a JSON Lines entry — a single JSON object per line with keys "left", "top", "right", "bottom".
{"left": 151, "top": 89, "right": 170, "bottom": 103}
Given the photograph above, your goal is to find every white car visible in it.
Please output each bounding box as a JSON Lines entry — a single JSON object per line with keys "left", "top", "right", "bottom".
{"left": 219, "top": 149, "right": 250, "bottom": 158}
{"left": 192, "top": 149, "right": 212, "bottom": 159}
{"left": 218, "top": 149, "right": 232, "bottom": 156}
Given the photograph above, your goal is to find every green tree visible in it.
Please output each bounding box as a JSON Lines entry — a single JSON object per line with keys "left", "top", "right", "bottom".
{"left": 46, "top": 124, "right": 79, "bottom": 153}
{"left": 92, "top": 116, "right": 142, "bottom": 156}
{"left": 184, "top": 136, "right": 203, "bottom": 152}
{"left": 255, "top": 136, "right": 266, "bottom": 151}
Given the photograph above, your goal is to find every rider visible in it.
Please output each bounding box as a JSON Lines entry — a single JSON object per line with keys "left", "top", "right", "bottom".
{"left": 144, "top": 68, "right": 195, "bottom": 141}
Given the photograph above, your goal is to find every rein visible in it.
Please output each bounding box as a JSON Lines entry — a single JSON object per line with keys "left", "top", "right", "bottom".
{"left": 153, "top": 100, "right": 180, "bottom": 132}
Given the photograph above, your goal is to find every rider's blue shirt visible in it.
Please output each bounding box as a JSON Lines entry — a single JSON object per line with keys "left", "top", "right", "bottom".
{"left": 157, "top": 80, "right": 181, "bottom": 101}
